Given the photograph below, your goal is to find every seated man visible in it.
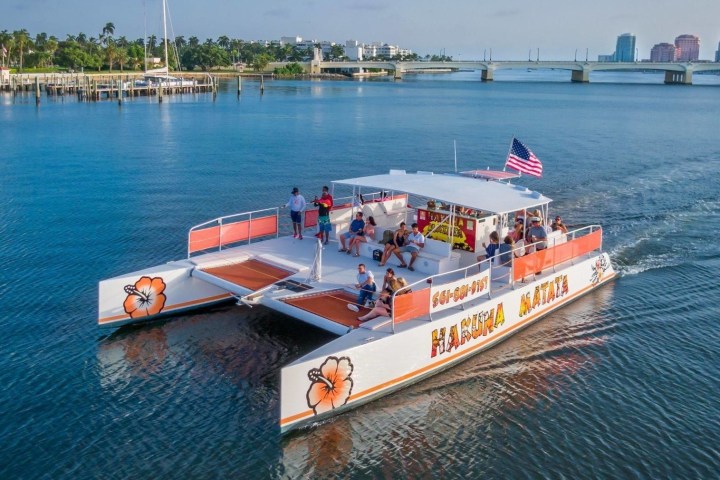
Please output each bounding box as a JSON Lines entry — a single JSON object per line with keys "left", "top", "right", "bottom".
{"left": 339, "top": 212, "right": 365, "bottom": 252}
{"left": 350, "top": 263, "right": 376, "bottom": 311}
{"left": 527, "top": 217, "right": 548, "bottom": 250}
{"left": 393, "top": 223, "right": 425, "bottom": 271}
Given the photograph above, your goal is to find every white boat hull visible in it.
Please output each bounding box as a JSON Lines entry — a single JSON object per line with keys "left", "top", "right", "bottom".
{"left": 279, "top": 252, "right": 615, "bottom": 433}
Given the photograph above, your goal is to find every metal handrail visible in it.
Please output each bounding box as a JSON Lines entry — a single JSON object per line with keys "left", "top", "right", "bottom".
{"left": 187, "top": 207, "right": 280, "bottom": 257}
{"left": 389, "top": 224, "right": 603, "bottom": 332}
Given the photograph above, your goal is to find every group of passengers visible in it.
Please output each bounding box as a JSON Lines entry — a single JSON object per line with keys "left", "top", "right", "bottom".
{"left": 478, "top": 211, "right": 569, "bottom": 266}
{"left": 354, "top": 266, "right": 412, "bottom": 322}
{"left": 338, "top": 211, "right": 378, "bottom": 257}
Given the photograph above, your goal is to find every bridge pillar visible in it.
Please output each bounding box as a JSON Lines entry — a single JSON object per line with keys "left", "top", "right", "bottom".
{"left": 664, "top": 70, "right": 692, "bottom": 85}
{"left": 571, "top": 70, "right": 589, "bottom": 83}
{"left": 481, "top": 68, "right": 494, "bottom": 82}
{"left": 394, "top": 65, "right": 404, "bottom": 79}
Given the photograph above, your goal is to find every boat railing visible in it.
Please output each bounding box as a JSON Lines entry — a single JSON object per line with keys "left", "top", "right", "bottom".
{"left": 388, "top": 224, "right": 603, "bottom": 333}
{"left": 302, "top": 191, "right": 389, "bottom": 230}
{"left": 187, "top": 207, "right": 280, "bottom": 257}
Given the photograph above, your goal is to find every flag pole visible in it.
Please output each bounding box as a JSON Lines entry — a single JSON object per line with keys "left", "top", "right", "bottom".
{"left": 503, "top": 136, "right": 514, "bottom": 172}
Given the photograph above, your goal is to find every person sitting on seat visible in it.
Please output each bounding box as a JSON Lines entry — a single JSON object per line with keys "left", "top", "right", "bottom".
{"left": 478, "top": 231, "right": 500, "bottom": 262}
{"left": 381, "top": 267, "right": 398, "bottom": 293}
{"left": 498, "top": 235, "right": 514, "bottom": 266}
{"left": 339, "top": 212, "right": 365, "bottom": 253}
{"left": 349, "top": 216, "right": 376, "bottom": 257}
{"left": 379, "top": 222, "right": 407, "bottom": 266}
{"left": 357, "top": 292, "right": 391, "bottom": 322}
{"left": 347, "top": 263, "right": 376, "bottom": 312}
{"left": 527, "top": 217, "right": 548, "bottom": 250}
{"left": 393, "top": 223, "right": 424, "bottom": 271}
{"left": 551, "top": 215, "right": 569, "bottom": 234}
{"left": 358, "top": 276, "right": 410, "bottom": 322}
{"left": 509, "top": 219, "right": 524, "bottom": 242}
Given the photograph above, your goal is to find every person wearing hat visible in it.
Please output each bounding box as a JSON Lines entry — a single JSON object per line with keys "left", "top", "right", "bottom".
{"left": 527, "top": 216, "right": 548, "bottom": 250}
{"left": 282, "top": 187, "right": 306, "bottom": 239}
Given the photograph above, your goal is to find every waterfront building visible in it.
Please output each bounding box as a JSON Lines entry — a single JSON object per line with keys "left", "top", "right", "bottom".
{"left": 597, "top": 54, "right": 614, "bottom": 62}
{"left": 650, "top": 43, "right": 677, "bottom": 62}
{"left": 615, "top": 33, "right": 636, "bottom": 62}
{"left": 345, "top": 40, "right": 363, "bottom": 61}
{"left": 675, "top": 34, "right": 700, "bottom": 61}
{"left": 716, "top": 42, "right": 720, "bottom": 62}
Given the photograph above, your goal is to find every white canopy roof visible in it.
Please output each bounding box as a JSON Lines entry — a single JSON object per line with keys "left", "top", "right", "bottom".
{"left": 333, "top": 170, "right": 552, "bottom": 214}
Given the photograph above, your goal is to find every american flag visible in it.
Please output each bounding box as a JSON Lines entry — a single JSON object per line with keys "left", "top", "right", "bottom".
{"left": 505, "top": 138, "right": 543, "bottom": 177}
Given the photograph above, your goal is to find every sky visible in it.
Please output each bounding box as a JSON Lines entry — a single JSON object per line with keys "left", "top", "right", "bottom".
{"left": 3, "top": 0, "right": 720, "bottom": 60}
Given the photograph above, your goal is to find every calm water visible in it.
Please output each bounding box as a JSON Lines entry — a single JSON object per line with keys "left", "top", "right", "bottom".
{"left": 1, "top": 71, "right": 719, "bottom": 479}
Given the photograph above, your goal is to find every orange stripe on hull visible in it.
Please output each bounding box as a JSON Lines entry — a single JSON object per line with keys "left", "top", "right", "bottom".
{"left": 280, "top": 273, "right": 616, "bottom": 427}
{"left": 98, "top": 293, "right": 233, "bottom": 325}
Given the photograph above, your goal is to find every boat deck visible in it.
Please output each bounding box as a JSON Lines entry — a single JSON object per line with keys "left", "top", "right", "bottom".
{"left": 188, "top": 235, "right": 429, "bottom": 334}
{"left": 201, "top": 259, "right": 295, "bottom": 291}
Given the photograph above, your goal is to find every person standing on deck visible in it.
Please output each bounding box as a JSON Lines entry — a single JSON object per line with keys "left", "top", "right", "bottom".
{"left": 313, "top": 185, "right": 333, "bottom": 245}
{"left": 283, "top": 187, "right": 306, "bottom": 239}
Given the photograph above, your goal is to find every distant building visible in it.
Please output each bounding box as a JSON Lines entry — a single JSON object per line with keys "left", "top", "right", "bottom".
{"left": 345, "top": 40, "right": 363, "bottom": 61}
{"left": 650, "top": 43, "right": 677, "bottom": 62}
{"left": 716, "top": 41, "right": 720, "bottom": 62}
{"left": 280, "top": 36, "right": 302, "bottom": 46}
{"left": 675, "top": 34, "right": 700, "bottom": 61}
{"left": 615, "top": 33, "right": 636, "bottom": 62}
{"left": 597, "top": 54, "right": 615, "bottom": 62}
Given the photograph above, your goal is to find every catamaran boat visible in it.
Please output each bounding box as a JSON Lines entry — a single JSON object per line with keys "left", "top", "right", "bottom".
{"left": 98, "top": 168, "right": 616, "bottom": 433}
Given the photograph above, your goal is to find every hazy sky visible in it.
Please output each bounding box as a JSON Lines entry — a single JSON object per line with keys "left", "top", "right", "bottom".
{"left": 4, "top": 0, "right": 720, "bottom": 60}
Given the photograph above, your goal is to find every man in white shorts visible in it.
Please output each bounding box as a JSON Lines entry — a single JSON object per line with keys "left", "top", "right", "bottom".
{"left": 393, "top": 223, "right": 425, "bottom": 271}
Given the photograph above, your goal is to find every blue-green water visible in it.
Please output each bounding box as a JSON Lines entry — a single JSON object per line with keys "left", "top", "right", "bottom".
{"left": 1, "top": 71, "right": 719, "bottom": 479}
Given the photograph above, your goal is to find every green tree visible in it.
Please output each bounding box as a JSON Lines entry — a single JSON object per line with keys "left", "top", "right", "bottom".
{"left": 329, "top": 44, "right": 345, "bottom": 61}
{"left": 252, "top": 53, "right": 272, "bottom": 72}
{"left": 13, "top": 29, "right": 31, "bottom": 71}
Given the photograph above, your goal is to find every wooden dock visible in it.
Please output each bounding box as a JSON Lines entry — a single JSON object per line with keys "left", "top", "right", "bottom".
{"left": 1, "top": 72, "right": 218, "bottom": 102}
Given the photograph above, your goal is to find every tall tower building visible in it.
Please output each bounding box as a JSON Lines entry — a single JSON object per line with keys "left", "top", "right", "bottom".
{"left": 650, "top": 43, "right": 677, "bottom": 62}
{"left": 615, "top": 33, "right": 636, "bottom": 62}
{"left": 674, "top": 34, "right": 700, "bottom": 61}
{"left": 715, "top": 41, "right": 720, "bottom": 62}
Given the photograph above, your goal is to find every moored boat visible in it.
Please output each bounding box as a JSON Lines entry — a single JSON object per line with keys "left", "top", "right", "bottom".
{"left": 98, "top": 168, "right": 616, "bottom": 433}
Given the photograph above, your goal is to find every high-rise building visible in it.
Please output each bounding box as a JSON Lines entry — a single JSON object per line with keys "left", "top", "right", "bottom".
{"left": 715, "top": 41, "right": 720, "bottom": 62}
{"left": 675, "top": 34, "right": 700, "bottom": 61}
{"left": 650, "top": 43, "right": 677, "bottom": 62}
{"left": 615, "top": 33, "right": 636, "bottom": 62}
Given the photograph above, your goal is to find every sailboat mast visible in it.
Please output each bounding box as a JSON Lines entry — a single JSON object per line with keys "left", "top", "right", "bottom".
{"left": 162, "top": 0, "right": 169, "bottom": 74}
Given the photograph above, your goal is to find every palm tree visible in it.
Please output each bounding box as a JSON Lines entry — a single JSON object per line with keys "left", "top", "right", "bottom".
{"left": 102, "top": 22, "right": 115, "bottom": 37}
{"left": 217, "top": 35, "right": 230, "bottom": 51}
{"left": 188, "top": 36, "right": 200, "bottom": 48}
{"left": 13, "top": 29, "right": 31, "bottom": 72}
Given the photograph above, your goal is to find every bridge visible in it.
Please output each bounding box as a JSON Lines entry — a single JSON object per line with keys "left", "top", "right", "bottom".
{"left": 273, "top": 55, "right": 720, "bottom": 84}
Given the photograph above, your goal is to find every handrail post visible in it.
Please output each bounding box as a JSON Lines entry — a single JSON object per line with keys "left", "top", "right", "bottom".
{"left": 248, "top": 212, "right": 253, "bottom": 245}
{"left": 218, "top": 217, "right": 223, "bottom": 252}
{"left": 276, "top": 207, "right": 280, "bottom": 239}
{"left": 187, "top": 227, "right": 192, "bottom": 258}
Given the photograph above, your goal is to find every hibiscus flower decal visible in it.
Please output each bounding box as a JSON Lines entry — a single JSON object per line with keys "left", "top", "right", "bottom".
{"left": 306, "top": 356, "right": 354, "bottom": 415}
{"left": 123, "top": 276, "right": 167, "bottom": 319}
